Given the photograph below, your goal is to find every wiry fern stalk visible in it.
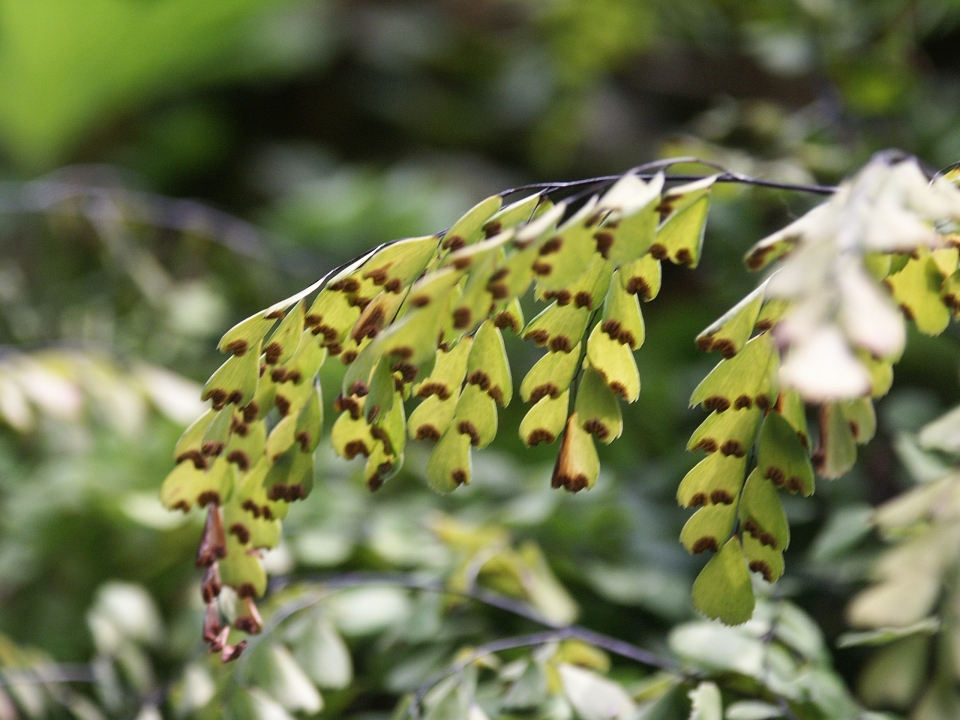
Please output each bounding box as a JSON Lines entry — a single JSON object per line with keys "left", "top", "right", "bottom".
{"left": 161, "top": 152, "right": 960, "bottom": 655}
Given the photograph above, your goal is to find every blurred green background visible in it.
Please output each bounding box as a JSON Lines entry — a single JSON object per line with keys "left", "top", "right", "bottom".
{"left": 3, "top": 0, "right": 960, "bottom": 717}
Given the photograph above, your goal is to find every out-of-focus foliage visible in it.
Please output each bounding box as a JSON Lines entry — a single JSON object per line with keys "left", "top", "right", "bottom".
{"left": 4, "top": 0, "right": 960, "bottom": 718}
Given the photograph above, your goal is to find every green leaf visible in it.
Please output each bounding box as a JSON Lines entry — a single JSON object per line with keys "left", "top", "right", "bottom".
{"left": 365, "top": 440, "right": 400, "bottom": 491}
{"left": 372, "top": 291, "right": 451, "bottom": 367}
{"left": 364, "top": 357, "right": 396, "bottom": 424}
{"left": 741, "top": 532, "right": 784, "bottom": 583}
{"left": 522, "top": 302, "right": 590, "bottom": 353}
{"left": 691, "top": 536, "right": 755, "bottom": 625}
{"left": 696, "top": 284, "right": 765, "bottom": 358}
{"left": 886, "top": 251, "right": 951, "bottom": 335}
{"left": 837, "top": 618, "right": 940, "bottom": 648}
{"left": 467, "top": 320, "right": 512, "bottom": 405}
{"left": 277, "top": 332, "right": 327, "bottom": 385}
{"left": 738, "top": 469, "right": 790, "bottom": 550}
{"left": 680, "top": 502, "right": 736, "bottom": 554}
{"left": 519, "top": 390, "right": 569, "bottom": 446}
{"left": 426, "top": 427, "right": 472, "bottom": 492}
{"left": 690, "top": 333, "right": 778, "bottom": 413}
{"left": 291, "top": 610, "right": 353, "bottom": 690}
{"left": 442, "top": 195, "right": 503, "bottom": 250}
{"left": 556, "top": 664, "right": 636, "bottom": 720}
{"left": 677, "top": 453, "right": 747, "bottom": 508}
{"left": 687, "top": 408, "right": 762, "bottom": 457}
{"left": 586, "top": 324, "right": 640, "bottom": 402}
{"left": 575, "top": 365, "right": 623, "bottom": 444}
{"left": 263, "top": 300, "right": 305, "bottom": 366}
{"left": 651, "top": 177, "right": 715, "bottom": 267}
{"left": 756, "top": 411, "right": 814, "bottom": 495}
{"left": 488, "top": 242, "right": 539, "bottom": 301}
{"left": 351, "top": 290, "right": 405, "bottom": 344}
{"left": 202, "top": 339, "right": 262, "bottom": 409}
{"left": 294, "top": 384, "right": 323, "bottom": 454}
{"left": 754, "top": 297, "right": 790, "bottom": 332}
{"left": 815, "top": 402, "right": 858, "bottom": 480}
{"left": 372, "top": 391, "right": 406, "bottom": 456}
{"left": 618, "top": 253, "right": 662, "bottom": 301}
{"left": 409, "top": 392, "right": 459, "bottom": 442}
{"left": 856, "top": 635, "right": 930, "bottom": 711}
{"left": 256, "top": 643, "right": 323, "bottom": 714}
{"left": 600, "top": 273, "right": 645, "bottom": 350}
{"left": 521, "top": 344, "right": 581, "bottom": 403}
{"left": 492, "top": 296, "right": 525, "bottom": 334}
{"left": 688, "top": 681, "right": 722, "bottom": 720}
{"left": 452, "top": 383, "right": 498, "bottom": 449}
{"left": 552, "top": 413, "right": 600, "bottom": 492}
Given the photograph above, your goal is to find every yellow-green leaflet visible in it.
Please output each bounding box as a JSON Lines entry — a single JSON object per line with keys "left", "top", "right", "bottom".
{"left": 426, "top": 427, "right": 472, "bottom": 492}
{"left": 265, "top": 413, "right": 298, "bottom": 461}
{"left": 201, "top": 406, "right": 235, "bottom": 457}
{"left": 816, "top": 402, "right": 859, "bottom": 480}
{"left": 442, "top": 195, "right": 503, "bottom": 250}
{"left": 330, "top": 408, "right": 373, "bottom": 460}
{"left": 219, "top": 533, "right": 268, "bottom": 598}
{"left": 295, "top": 384, "right": 323, "bottom": 453}
{"left": 443, "top": 229, "right": 513, "bottom": 271}
{"left": 351, "top": 291, "right": 405, "bottom": 343}
{"left": 533, "top": 197, "right": 602, "bottom": 292}
{"left": 359, "top": 235, "right": 440, "bottom": 287}
{"left": 467, "top": 321, "right": 512, "bottom": 405}
{"left": 224, "top": 419, "right": 266, "bottom": 469}
{"left": 263, "top": 300, "right": 305, "bottom": 366}
{"left": 542, "top": 252, "right": 611, "bottom": 311}
{"left": 680, "top": 502, "right": 737, "bottom": 554}
{"left": 754, "top": 297, "right": 790, "bottom": 331}
{"left": 886, "top": 250, "right": 950, "bottom": 335}
{"left": 756, "top": 411, "right": 814, "bottom": 496}
{"left": 688, "top": 682, "right": 723, "bottom": 720}
{"left": 601, "top": 274, "right": 645, "bottom": 350}
{"left": 552, "top": 413, "right": 599, "bottom": 492}
{"left": 306, "top": 289, "right": 360, "bottom": 347}
{"left": 687, "top": 407, "right": 762, "bottom": 457}
{"left": 365, "top": 442, "right": 401, "bottom": 490}
{"left": 691, "top": 536, "right": 755, "bottom": 625}
{"left": 409, "top": 392, "right": 459, "bottom": 441}
{"left": 372, "top": 393, "right": 406, "bottom": 456}
{"left": 841, "top": 397, "right": 876, "bottom": 444}
{"left": 696, "top": 283, "right": 765, "bottom": 358}
{"left": 574, "top": 365, "right": 623, "bottom": 444}
{"left": 595, "top": 172, "right": 663, "bottom": 266}
{"left": 218, "top": 312, "right": 278, "bottom": 356}
{"left": 742, "top": 533, "right": 785, "bottom": 583}
{"left": 364, "top": 357, "right": 396, "bottom": 423}
{"left": 619, "top": 254, "right": 661, "bottom": 301}
{"left": 515, "top": 201, "right": 566, "bottom": 247}
{"left": 776, "top": 389, "right": 810, "bottom": 449}
{"left": 407, "top": 266, "right": 466, "bottom": 307}
{"left": 522, "top": 302, "right": 590, "bottom": 353}
{"left": 941, "top": 267, "right": 960, "bottom": 318}
{"left": 371, "top": 291, "right": 451, "bottom": 367}
{"left": 858, "top": 350, "right": 894, "bottom": 398}
{"left": 651, "top": 176, "right": 715, "bottom": 267}
{"left": 677, "top": 453, "right": 747, "bottom": 508}
{"left": 521, "top": 344, "right": 582, "bottom": 403}
{"left": 281, "top": 331, "right": 327, "bottom": 383}
{"left": 202, "top": 339, "right": 262, "bottom": 409}
{"left": 160, "top": 455, "right": 231, "bottom": 511}
{"left": 452, "top": 383, "right": 498, "bottom": 449}
{"left": 488, "top": 244, "right": 539, "bottom": 305}
{"left": 482, "top": 193, "right": 545, "bottom": 237}
{"left": 586, "top": 324, "right": 639, "bottom": 402}
{"left": 744, "top": 203, "right": 829, "bottom": 271}
{"left": 690, "top": 333, "right": 778, "bottom": 412}
{"left": 415, "top": 339, "right": 472, "bottom": 400}
{"left": 519, "top": 391, "right": 569, "bottom": 447}
{"left": 223, "top": 494, "right": 281, "bottom": 550}
{"left": 492, "top": 296, "right": 524, "bottom": 334}
{"left": 174, "top": 408, "right": 217, "bottom": 465}
{"left": 738, "top": 468, "right": 790, "bottom": 550}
